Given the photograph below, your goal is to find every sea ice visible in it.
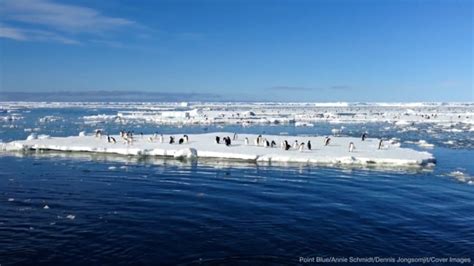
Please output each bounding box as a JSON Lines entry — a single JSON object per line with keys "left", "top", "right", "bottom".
{"left": 1, "top": 132, "right": 436, "bottom": 167}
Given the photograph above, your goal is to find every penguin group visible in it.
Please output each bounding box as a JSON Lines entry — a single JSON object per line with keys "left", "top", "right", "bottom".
{"left": 166, "top": 134, "right": 189, "bottom": 145}
{"left": 178, "top": 135, "right": 189, "bottom": 144}
{"left": 95, "top": 131, "right": 388, "bottom": 155}
{"left": 215, "top": 135, "right": 232, "bottom": 146}
{"left": 107, "top": 135, "right": 116, "bottom": 144}
{"left": 148, "top": 132, "right": 164, "bottom": 143}
{"left": 120, "top": 130, "right": 134, "bottom": 145}
{"left": 243, "top": 135, "right": 313, "bottom": 152}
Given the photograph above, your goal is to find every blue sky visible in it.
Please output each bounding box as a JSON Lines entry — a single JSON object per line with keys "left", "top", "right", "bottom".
{"left": 0, "top": 0, "right": 472, "bottom": 102}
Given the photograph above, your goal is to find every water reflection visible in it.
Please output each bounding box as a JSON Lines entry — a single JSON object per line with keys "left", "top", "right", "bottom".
{"left": 0, "top": 150, "right": 433, "bottom": 174}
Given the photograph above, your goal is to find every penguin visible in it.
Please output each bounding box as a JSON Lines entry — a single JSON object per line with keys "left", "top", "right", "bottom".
{"left": 215, "top": 136, "right": 220, "bottom": 144}
{"left": 244, "top": 137, "right": 249, "bottom": 145}
{"left": 264, "top": 139, "right": 270, "bottom": 147}
{"left": 140, "top": 132, "right": 144, "bottom": 138}
{"left": 125, "top": 132, "right": 133, "bottom": 144}
{"left": 225, "top": 136, "right": 231, "bottom": 146}
{"left": 281, "top": 140, "right": 286, "bottom": 150}
{"left": 124, "top": 135, "right": 133, "bottom": 145}
{"left": 307, "top": 140, "right": 312, "bottom": 150}
{"left": 299, "top": 142, "right": 305, "bottom": 152}
{"left": 349, "top": 142, "right": 355, "bottom": 152}
{"left": 378, "top": 139, "right": 384, "bottom": 150}
{"left": 107, "top": 135, "right": 112, "bottom": 143}
{"left": 148, "top": 136, "right": 154, "bottom": 142}
{"left": 254, "top": 138, "right": 259, "bottom": 146}
{"left": 179, "top": 138, "right": 184, "bottom": 144}
{"left": 257, "top": 135, "right": 262, "bottom": 146}
{"left": 169, "top": 136, "right": 175, "bottom": 144}
{"left": 362, "top": 133, "right": 368, "bottom": 141}
{"left": 324, "top": 137, "right": 331, "bottom": 146}
{"left": 293, "top": 140, "right": 299, "bottom": 149}
{"left": 233, "top": 133, "right": 238, "bottom": 140}
{"left": 110, "top": 136, "right": 116, "bottom": 144}
{"left": 159, "top": 134, "right": 164, "bottom": 143}
{"left": 184, "top": 135, "right": 189, "bottom": 143}
{"left": 95, "top": 129, "right": 102, "bottom": 138}
{"left": 284, "top": 140, "right": 291, "bottom": 151}
{"left": 271, "top": 140, "right": 276, "bottom": 148}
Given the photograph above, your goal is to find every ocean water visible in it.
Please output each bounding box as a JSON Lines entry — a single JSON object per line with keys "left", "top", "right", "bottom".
{"left": 1, "top": 107, "right": 473, "bottom": 265}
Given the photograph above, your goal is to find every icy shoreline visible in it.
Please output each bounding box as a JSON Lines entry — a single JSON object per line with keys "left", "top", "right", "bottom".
{"left": 1, "top": 133, "right": 436, "bottom": 167}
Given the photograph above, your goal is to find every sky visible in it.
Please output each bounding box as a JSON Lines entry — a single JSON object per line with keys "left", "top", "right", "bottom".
{"left": 0, "top": 0, "right": 472, "bottom": 102}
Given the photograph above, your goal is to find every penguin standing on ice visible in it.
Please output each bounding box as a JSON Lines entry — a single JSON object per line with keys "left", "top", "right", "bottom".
{"left": 264, "top": 139, "right": 270, "bottom": 147}
{"left": 107, "top": 134, "right": 112, "bottom": 143}
{"left": 110, "top": 136, "right": 116, "bottom": 143}
{"left": 233, "top": 133, "right": 238, "bottom": 140}
{"left": 281, "top": 140, "right": 286, "bottom": 150}
{"left": 169, "top": 136, "right": 175, "bottom": 144}
{"left": 244, "top": 137, "right": 249, "bottom": 145}
{"left": 159, "top": 134, "right": 164, "bottom": 143}
{"left": 299, "top": 142, "right": 305, "bottom": 152}
{"left": 307, "top": 140, "right": 312, "bottom": 150}
{"left": 178, "top": 138, "right": 184, "bottom": 144}
{"left": 378, "top": 139, "right": 384, "bottom": 150}
{"left": 284, "top": 140, "right": 291, "bottom": 151}
{"left": 293, "top": 140, "right": 299, "bottom": 149}
{"left": 271, "top": 140, "right": 276, "bottom": 148}
{"left": 361, "top": 133, "right": 368, "bottom": 141}
{"left": 324, "top": 137, "right": 331, "bottom": 146}
{"left": 183, "top": 135, "right": 189, "bottom": 143}
{"left": 124, "top": 135, "right": 133, "bottom": 145}
{"left": 254, "top": 136, "right": 260, "bottom": 146}
{"left": 224, "top": 136, "right": 231, "bottom": 146}
{"left": 215, "top": 136, "right": 220, "bottom": 144}
{"left": 349, "top": 142, "right": 355, "bottom": 152}
{"left": 95, "top": 129, "right": 102, "bottom": 138}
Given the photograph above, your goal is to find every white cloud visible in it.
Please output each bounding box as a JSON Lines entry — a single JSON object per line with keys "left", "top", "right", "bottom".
{"left": 0, "top": 0, "right": 135, "bottom": 33}
{"left": 0, "top": 23, "right": 80, "bottom": 44}
{"left": 0, "top": 0, "right": 136, "bottom": 44}
{"left": 0, "top": 23, "right": 27, "bottom": 40}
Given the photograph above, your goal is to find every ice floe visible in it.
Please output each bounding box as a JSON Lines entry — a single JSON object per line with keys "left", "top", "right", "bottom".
{"left": 447, "top": 171, "right": 474, "bottom": 185}
{"left": 1, "top": 132, "right": 436, "bottom": 167}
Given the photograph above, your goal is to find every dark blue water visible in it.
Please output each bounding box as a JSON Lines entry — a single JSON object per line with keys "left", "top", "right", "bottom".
{"left": 1, "top": 107, "right": 473, "bottom": 265}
